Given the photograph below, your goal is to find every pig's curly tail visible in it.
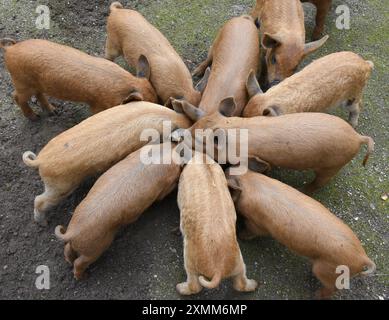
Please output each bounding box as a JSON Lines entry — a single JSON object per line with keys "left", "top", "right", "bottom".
{"left": 0, "top": 38, "right": 16, "bottom": 49}
{"left": 110, "top": 2, "right": 123, "bottom": 12}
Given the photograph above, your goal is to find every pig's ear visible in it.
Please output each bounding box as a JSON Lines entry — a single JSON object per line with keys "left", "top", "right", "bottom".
{"left": 262, "top": 32, "right": 282, "bottom": 49}
{"left": 137, "top": 55, "right": 151, "bottom": 80}
{"left": 122, "top": 90, "right": 144, "bottom": 104}
{"left": 227, "top": 177, "right": 242, "bottom": 203}
{"left": 304, "top": 35, "right": 329, "bottom": 56}
{"left": 246, "top": 70, "right": 263, "bottom": 98}
{"left": 248, "top": 157, "right": 271, "bottom": 174}
{"left": 219, "top": 97, "right": 237, "bottom": 117}
{"left": 195, "top": 67, "right": 211, "bottom": 93}
{"left": 171, "top": 99, "right": 205, "bottom": 122}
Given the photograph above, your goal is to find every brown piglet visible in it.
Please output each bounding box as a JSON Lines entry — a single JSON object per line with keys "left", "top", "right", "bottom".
{"left": 251, "top": 0, "right": 328, "bottom": 87}
{"left": 244, "top": 52, "right": 374, "bottom": 128}
{"left": 172, "top": 98, "right": 374, "bottom": 194}
{"left": 226, "top": 169, "right": 376, "bottom": 299}
{"left": 190, "top": 15, "right": 260, "bottom": 116}
{"left": 176, "top": 151, "right": 257, "bottom": 295}
{"left": 23, "top": 102, "right": 191, "bottom": 225}
{"left": 0, "top": 38, "right": 157, "bottom": 120}
{"left": 55, "top": 143, "right": 183, "bottom": 279}
{"left": 105, "top": 2, "right": 201, "bottom": 107}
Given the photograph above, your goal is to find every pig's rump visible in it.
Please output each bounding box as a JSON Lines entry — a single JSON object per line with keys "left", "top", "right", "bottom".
{"left": 246, "top": 113, "right": 365, "bottom": 169}
{"left": 178, "top": 161, "right": 239, "bottom": 278}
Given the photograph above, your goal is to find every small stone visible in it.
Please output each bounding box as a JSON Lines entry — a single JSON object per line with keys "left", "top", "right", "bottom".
{"left": 381, "top": 193, "right": 388, "bottom": 201}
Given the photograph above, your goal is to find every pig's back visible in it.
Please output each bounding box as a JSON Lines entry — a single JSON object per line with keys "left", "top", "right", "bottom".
{"left": 269, "top": 52, "right": 373, "bottom": 112}
{"left": 70, "top": 147, "right": 181, "bottom": 230}
{"left": 5, "top": 39, "right": 131, "bottom": 100}
{"left": 111, "top": 9, "right": 181, "bottom": 61}
{"left": 249, "top": 113, "right": 363, "bottom": 170}
{"left": 37, "top": 103, "right": 190, "bottom": 177}
{"left": 242, "top": 173, "right": 367, "bottom": 260}
{"left": 110, "top": 9, "right": 194, "bottom": 102}
{"left": 178, "top": 159, "right": 239, "bottom": 275}
{"left": 201, "top": 16, "right": 259, "bottom": 115}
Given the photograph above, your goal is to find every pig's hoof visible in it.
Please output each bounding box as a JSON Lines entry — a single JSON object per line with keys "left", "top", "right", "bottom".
{"left": 349, "top": 120, "right": 358, "bottom": 128}
{"left": 27, "top": 113, "right": 40, "bottom": 122}
{"left": 176, "top": 282, "right": 200, "bottom": 295}
{"left": 34, "top": 209, "right": 48, "bottom": 227}
{"left": 74, "top": 273, "right": 84, "bottom": 281}
{"left": 234, "top": 279, "right": 258, "bottom": 292}
{"left": 314, "top": 287, "right": 334, "bottom": 300}
{"left": 311, "top": 31, "right": 322, "bottom": 41}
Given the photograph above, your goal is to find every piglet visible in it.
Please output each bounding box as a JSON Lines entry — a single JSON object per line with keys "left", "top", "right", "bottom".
{"left": 0, "top": 38, "right": 157, "bottom": 120}
{"left": 226, "top": 169, "right": 376, "bottom": 299}
{"left": 191, "top": 15, "right": 260, "bottom": 116}
{"left": 250, "top": 0, "right": 328, "bottom": 87}
{"left": 176, "top": 151, "right": 257, "bottom": 295}
{"left": 172, "top": 98, "right": 374, "bottom": 194}
{"left": 245, "top": 52, "right": 374, "bottom": 127}
{"left": 55, "top": 143, "right": 182, "bottom": 279}
{"left": 105, "top": 2, "right": 201, "bottom": 107}
{"left": 23, "top": 102, "right": 191, "bottom": 225}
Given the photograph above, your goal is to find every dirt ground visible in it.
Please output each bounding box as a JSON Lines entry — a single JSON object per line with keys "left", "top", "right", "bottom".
{"left": 0, "top": 0, "right": 387, "bottom": 300}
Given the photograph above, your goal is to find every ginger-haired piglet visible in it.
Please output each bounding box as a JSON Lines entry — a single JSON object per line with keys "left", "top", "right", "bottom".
{"left": 176, "top": 151, "right": 257, "bottom": 295}
{"left": 225, "top": 169, "right": 376, "bottom": 299}
{"left": 190, "top": 14, "right": 260, "bottom": 116}
{"left": 55, "top": 143, "right": 183, "bottom": 280}
{"left": 0, "top": 38, "right": 157, "bottom": 120}
{"left": 105, "top": 2, "right": 201, "bottom": 107}
{"left": 245, "top": 52, "right": 374, "bottom": 127}
{"left": 172, "top": 97, "right": 374, "bottom": 194}
{"left": 250, "top": 0, "right": 328, "bottom": 87}
{"left": 23, "top": 102, "right": 191, "bottom": 225}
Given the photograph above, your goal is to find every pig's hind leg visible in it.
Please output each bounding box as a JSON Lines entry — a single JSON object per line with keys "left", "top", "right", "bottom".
{"left": 176, "top": 272, "right": 202, "bottom": 295}
{"left": 232, "top": 254, "right": 258, "bottom": 292}
{"left": 12, "top": 90, "right": 39, "bottom": 121}
{"left": 192, "top": 46, "right": 213, "bottom": 77}
{"left": 312, "top": 260, "right": 338, "bottom": 299}
{"left": 104, "top": 37, "right": 121, "bottom": 61}
{"left": 34, "top": 182, "right": 76, "bottom": 225}
{"left": 345, "top": 99, "right": 361, "bottom": 128}
{"left": 36, "top": 93, "right": 57, "bottom": 116}
{"left": 64, "top": 243, "right": 78, "bottom": 265}
{"left": 73, "top": 255, "right": 95, "bottom": 280}
{"left": 303, "top": 166, "right": 342, "bottom": 194}
{"left": 176, "top": 245, "right": 202, "bottom": 295}
{"left": 312, "top": 0, "right": 332, "bottom": 40}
